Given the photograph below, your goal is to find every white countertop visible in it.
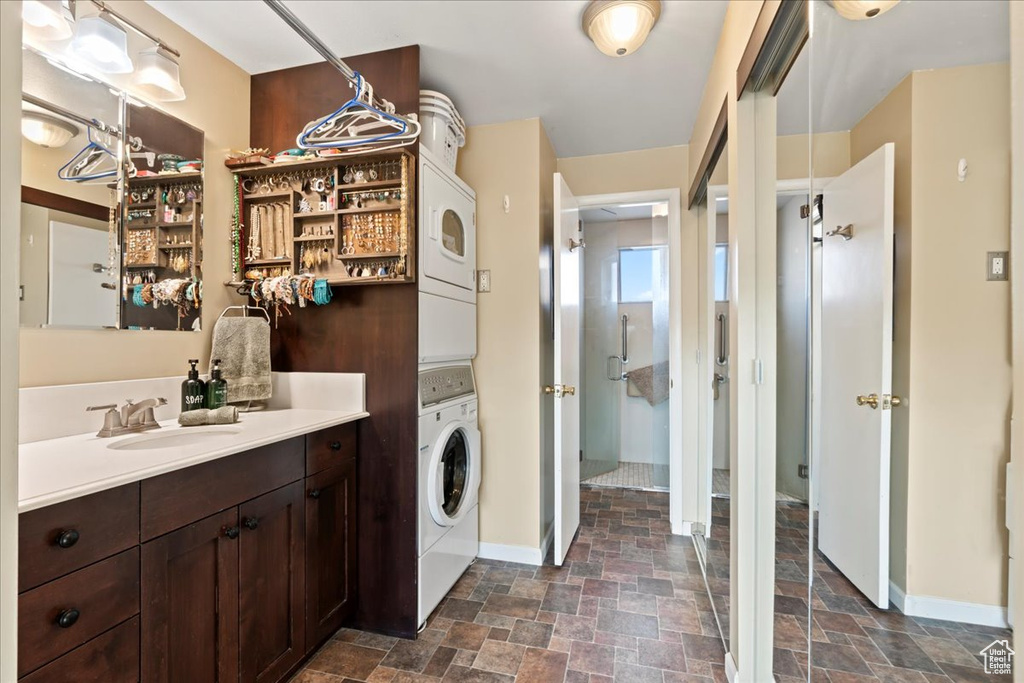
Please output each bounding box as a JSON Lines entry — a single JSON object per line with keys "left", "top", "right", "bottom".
{"left": 19, "top": 407, "right": 368, "bottom": 513}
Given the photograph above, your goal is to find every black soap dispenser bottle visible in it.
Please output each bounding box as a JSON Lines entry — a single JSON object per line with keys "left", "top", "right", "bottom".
{"left": 206, "top": 359, "right": 228, "bottom": 409}
{"left": 181, "top": 359, "right": 206, "bottom": 413}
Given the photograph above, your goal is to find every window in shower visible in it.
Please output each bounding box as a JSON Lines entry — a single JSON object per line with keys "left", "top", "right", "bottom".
{"left": 618, "top": 246, "right": 668, "bottom": 304}
{"left": 714, "top": 244, "right": 729, "bottom": 302}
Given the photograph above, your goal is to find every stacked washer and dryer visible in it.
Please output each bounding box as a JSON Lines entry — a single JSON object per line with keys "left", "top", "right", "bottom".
{"left": 416, "top": 140, "right": 480, "bottom": 627}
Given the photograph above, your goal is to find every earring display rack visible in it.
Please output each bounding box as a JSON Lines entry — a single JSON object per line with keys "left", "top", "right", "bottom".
{"left": 226, "top": 148, "right": 415, "bottom": 287}
{"left": 123, "top": 172, "right": 203, "bottom": 280}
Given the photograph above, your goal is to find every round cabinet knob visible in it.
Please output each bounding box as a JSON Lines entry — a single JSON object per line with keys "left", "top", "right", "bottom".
{"left": 224, "top": 526, "right": 241, "bottom": 540}
{"left": 56, "top": 608, "right": 80, "bottom": 628}
{"left": 56, "top": 529, "right": 80, "bottom": 549}
{"left": 308, "top": 489, "right": 321, "bottom": 499}
{"left": 242, "top": 517, "right": 259, "bottom": 530}
{"left": 329, "top": 441, "right": 342, "bottom": 451}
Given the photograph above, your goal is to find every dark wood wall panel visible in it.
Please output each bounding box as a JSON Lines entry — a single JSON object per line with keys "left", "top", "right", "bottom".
{"left": 250, "top": 45, "right": 420, "bottom": 639}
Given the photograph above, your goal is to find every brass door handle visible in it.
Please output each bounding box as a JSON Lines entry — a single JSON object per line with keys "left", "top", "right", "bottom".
{"left": 543, "top": 384, "right": 576, "bottom": 398}
{"left": 889, "top": 395, "right": 903, "bottom": 408}
{"left": 563, "top": 385, "right": 576, "bottom": 396}
{"left": 856, "top": 394, "right": 879, "bottom": 409}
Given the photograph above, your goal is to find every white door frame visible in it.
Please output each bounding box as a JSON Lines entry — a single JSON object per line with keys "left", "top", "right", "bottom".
{"left": 575, "top": 188, "right": 689, "bottom": 536}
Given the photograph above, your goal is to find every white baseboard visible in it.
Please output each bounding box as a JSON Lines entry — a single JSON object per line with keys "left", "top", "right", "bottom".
{"left": 724, "top": 652, "right": 739, "bottom": 683}
{"left": 677, "top": 520, "right": 694, "bottom": 537}
{"left": 890, "top": 580, "right": 1009, "bottom": 628}
{"left": 478, "top": 541, "right": 544, "bottom": 566}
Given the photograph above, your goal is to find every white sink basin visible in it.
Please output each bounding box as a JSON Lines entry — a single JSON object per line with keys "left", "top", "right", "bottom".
{"left": 107, "top": 428, "right": 242, "bottom": 451}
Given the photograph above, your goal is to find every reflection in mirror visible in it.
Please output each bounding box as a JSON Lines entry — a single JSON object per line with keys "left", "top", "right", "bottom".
{"left": 121, "top": 103, "right": 204, "bottom": 331}
{"left": 798, "top": 1, "right": 1011, "bottom": 680}
{"left": 20, "top": 48, "right": 122, "bottom": 330}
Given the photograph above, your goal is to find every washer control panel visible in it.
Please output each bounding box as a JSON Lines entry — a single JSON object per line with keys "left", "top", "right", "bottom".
{"left": 419, "top": 365, "right": 475, "bottom": 408}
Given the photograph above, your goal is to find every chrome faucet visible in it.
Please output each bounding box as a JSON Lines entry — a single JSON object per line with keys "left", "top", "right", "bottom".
{"left": 86, "top": 397, "right": 168, "bottom": 438}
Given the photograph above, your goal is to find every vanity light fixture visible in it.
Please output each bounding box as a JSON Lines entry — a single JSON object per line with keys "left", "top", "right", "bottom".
{"left": 22, "top": 0, "right": 75, "bottom": 41}
{"left": 68, "top": 12, "right": 134, "bottom": 74}
{"left": 133, "top": 46, "right": 186, "bottom": 102}
{"left": 582, "top": 0, "right": 662, "bottom": 57}
{"left": 829, "top": 0, "right": 900, "bottom": 21}
{"left": 21, "top": 111, "right": 80, "bottom": 148}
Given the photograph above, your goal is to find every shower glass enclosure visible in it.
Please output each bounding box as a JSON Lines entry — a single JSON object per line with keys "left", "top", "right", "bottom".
{"left": 580, "top": 206, "right": 670, "bottom": 490}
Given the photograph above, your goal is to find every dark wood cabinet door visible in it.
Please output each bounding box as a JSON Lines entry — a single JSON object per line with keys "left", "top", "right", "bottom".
{"left": 304, "top": 459, "right": 357, "bottom": 651}
{"left": 141, "top": 508, "right": 239, "bottom": 683}
{"left": 239, "top": 482, "right": 305, "bottom": 683}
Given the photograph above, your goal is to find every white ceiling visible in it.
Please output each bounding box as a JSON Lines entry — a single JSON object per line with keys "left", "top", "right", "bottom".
{"left": 146, "top": 0, "right": 728, "bottom": 157}
{"left": 777, "top": 0, "right": 1010, "bottom": 135}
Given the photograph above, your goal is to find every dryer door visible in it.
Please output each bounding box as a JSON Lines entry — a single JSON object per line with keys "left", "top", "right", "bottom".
{"left": 427, "top": 421, "right": 481, "bottom": 526}
{"left": 422, "top": 162, "right": 476, "bottom": 292}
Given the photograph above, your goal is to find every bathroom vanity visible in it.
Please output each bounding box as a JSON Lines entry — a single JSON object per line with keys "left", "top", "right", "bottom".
{"left": 16, "top": 374, "right": 367, "bottom": 683}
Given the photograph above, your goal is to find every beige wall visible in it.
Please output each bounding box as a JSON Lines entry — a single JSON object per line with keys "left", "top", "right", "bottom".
{"left": 1, "top": 2, "right": 22, "bottom": 677}
{"left": 19, "top": 0, "right": 250, "bottom": 387}
{"left": 851, "top": 74, "right": 913, "bottom": 594}
{"left": 688, "top": 0, "right": 763, "bottom": 190}
{"left": 906, "top": 63, "right": 1011, "bottom": 607}
{"left": 853, "top": 64, "right": 1012, "bottom": 609}
{"left": 458, "top": 119, "right": 546, "bottom": 550}
{"left": 709, "top": 132, "right": 852, "bottom": 185}
{"left": 558, "top": 146, "right": 688, "bottom": 198}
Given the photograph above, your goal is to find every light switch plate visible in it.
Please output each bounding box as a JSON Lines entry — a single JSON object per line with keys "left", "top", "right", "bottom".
{"left": 988, "top": 251, "right": 1009, "bottom": 281}
{"left": 477, "top": 270, "right": 491, "bottom": 292}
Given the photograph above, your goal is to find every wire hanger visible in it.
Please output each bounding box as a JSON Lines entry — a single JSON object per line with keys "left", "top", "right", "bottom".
{"left": 297, "top": 72, "right": 421, "bottom": 156}
{"left": 58, "top": 125, "right": 118, "bottom": 184}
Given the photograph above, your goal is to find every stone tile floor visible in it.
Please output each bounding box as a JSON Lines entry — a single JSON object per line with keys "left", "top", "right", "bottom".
{"left": 292, "top": 488, "right": 1013, "bottom": 683}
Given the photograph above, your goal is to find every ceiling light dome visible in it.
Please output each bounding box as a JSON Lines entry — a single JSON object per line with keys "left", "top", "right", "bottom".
{"left": 22, "top": 0, "right": 74, "bottom": 41}
{"left": 68, "top": 13, "right": 134, "bottom": 74}
{"left": 830, "top": 0, "right": 900, "bottom": 21}
{"left": 583, "top": 0, "right": 662, "bottom": 58}
{"left": 21, "top": 111, "right": 79, "bottom": 148}
{"left": 133, "top": 47, "right": 186, "bottom": 102}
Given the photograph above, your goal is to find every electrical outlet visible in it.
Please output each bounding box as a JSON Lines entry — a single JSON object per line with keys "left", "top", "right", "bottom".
{"left": 988, "top": 252, "right": 1009, "bottom": 282}
{"left": 477, "top": 270, "right": 491, "bottom": 292}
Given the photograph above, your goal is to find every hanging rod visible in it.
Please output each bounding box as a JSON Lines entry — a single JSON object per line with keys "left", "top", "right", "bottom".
{"left": 88, "top": 0, "right": 181, "bottom": 58}
{"left": 22, "top": 92, "right": 117, "bottom": 134}
{"left": 262, "top": 0, "right": 397, "bottom": 112}
{"left": 23, "top": 92, "right": 143, "bottom": 150}
{"left": 263, "top": 0, "right": 355, "bottom": 80}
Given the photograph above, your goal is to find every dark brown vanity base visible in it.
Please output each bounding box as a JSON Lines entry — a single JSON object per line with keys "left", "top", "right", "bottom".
{"left": 17, "top": 422, "right": 359, "bottom": 682}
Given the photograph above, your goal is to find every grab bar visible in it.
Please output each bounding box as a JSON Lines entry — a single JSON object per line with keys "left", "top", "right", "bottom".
{"left": 716, "top": 313, "right": 728, "bottom": 366}
{"left": 621, "top": 314, "right": 629, "bottom": 364}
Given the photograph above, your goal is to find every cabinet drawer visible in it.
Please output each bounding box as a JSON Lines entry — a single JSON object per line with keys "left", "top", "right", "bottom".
{"left": 18, "top": 548, "right": 140, "bottom": 678}
{"left": 305, "top": 423, "right": 357, "bottom": 475}
{"left": 19, "top": 483, "right": 139, "bottom": 593}
{"left": 19, "top": 615, "right": 139, "bottom": 683}
{"left": 141, "top": 438, "right": 304, "bottom": 541}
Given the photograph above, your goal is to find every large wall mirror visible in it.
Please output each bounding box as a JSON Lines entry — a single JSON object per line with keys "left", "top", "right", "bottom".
{"left": 20, "top": 48, "right": 204, "bottom": 332}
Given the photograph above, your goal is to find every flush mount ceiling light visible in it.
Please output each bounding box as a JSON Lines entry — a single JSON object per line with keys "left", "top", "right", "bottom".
{"left": 829, "top": 0, "right": 900, "bottom": 21}
{"left": 68, "top": 12, "right": 134, "bottom": 74}
{"left": 22, "top": 0, "right": 74, "bottom": 41}
{"left": 133, "top": 46, "right": 186, "bottom": 102}
{"left": 21, "top": 111, "right": 80, "bottom": 148}
{"left": 582, "top": 0, "right": 662, "bottom": 57}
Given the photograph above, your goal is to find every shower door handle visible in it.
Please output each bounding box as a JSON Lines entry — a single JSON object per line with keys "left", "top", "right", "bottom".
{"left": 716, "top": 313, "right": 728, "bottom": 366}
{"left": 620, "top": 314, "right": 629, "bottom": 364}
{"left": 607, "top": 356, "right": 627, "bottom": 381}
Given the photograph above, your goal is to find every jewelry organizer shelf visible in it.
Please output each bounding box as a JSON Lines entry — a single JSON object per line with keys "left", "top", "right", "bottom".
{"left": 228, "top": 149, "right": 415, "bottom": 286}
{"left": 124, "top": 176, "right": 202, "bottom": 280}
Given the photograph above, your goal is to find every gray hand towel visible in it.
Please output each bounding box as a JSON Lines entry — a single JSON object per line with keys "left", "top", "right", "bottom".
{"left": 178, "top": 406, "right": 240, "bottom": 426}
{"left": 626, "top": 361, "right": 670, "bottom": 407}
{"left": 210, "top": 316, "right": 272, "bottom": 404}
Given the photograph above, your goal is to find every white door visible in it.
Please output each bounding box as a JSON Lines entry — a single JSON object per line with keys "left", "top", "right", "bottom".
{"left": 48, "top": 221, "right": 117, "bottom": 328}
{"left": 553, "top": 173, "right": 581, "bottom": 566}
{"left": 819, "top": 143, "right": 895, "bottom": 608}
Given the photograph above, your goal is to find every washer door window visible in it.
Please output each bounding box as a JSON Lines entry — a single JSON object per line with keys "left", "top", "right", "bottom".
{"left": 427, "top": 423, "right": 478, "bottom": 526}
{"left": 440, "top": 429, "right": 467, "bottom": 517}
